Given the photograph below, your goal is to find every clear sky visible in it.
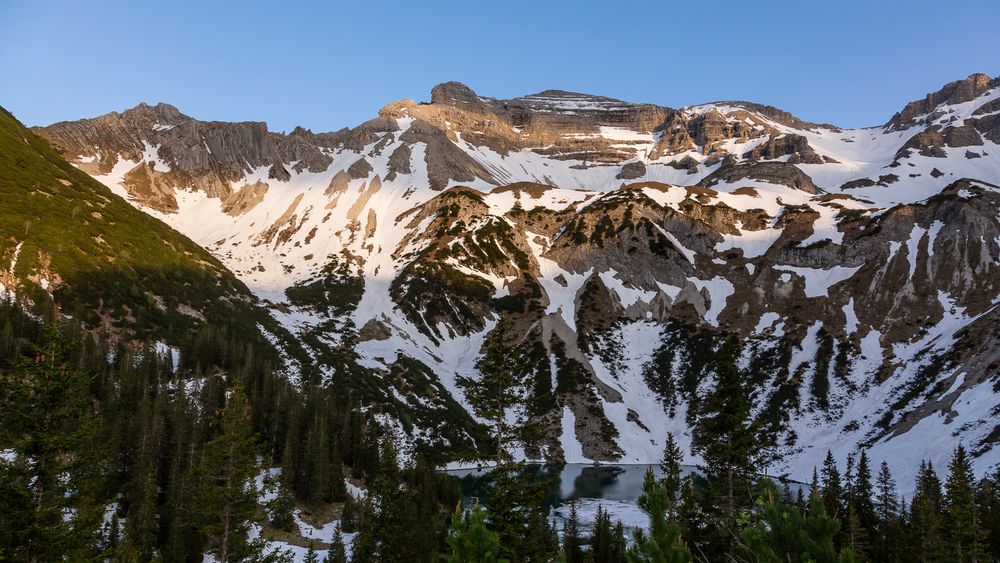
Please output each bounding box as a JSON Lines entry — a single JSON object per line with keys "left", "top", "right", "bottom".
{"left": 2, "top": 0, "right": 999, "bottom": 132}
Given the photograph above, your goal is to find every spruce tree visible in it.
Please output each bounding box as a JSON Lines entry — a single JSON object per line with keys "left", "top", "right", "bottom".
{"left": 944, "top": 444, "right": 985, "bottom": 562}
{"left": 340, "top": 495, "right": 359, "bottom": 533}
{"left": 326, "top": 528, "right": 348, "bottom": 563}
{"left": 486, "top": 465, "right": 551, "bottom": 562}
{"left": 976, "top": 469, "right": 1000, "bottom": 561}
{"left": 563, "top": 499, "right": 584, "bottom": 563}
{"left": 456, "top": 317, "right": 531, "bottom": 465}
{"left": 193, "top": 383, "right": 261, "bottom": 562}
{"left": 626, "top": 469, "right": 692, "bottom": 563}
{"left": 675, "top": 474, "right": 702, "bottom": 550}
{"left": 611, "top": 521, "right": 627, "bottom": 563}
{"left": 742, "top": 480, "right": 849, "bottom": 563}
{"left": 591, "top": 505, "right": 614, "bottom": 563}
{"left": 660, "top": 433, "right": 684, "bottom": 508}
{"left": 266, "top": 476, "right": 296, "bottom": 531}
{"left": 352, "top": 441, "right": 407, "bottom": 562}
{"left": 502, "top": 497, "right": 551, "bottom": 561}
{"left": 446, "top": 503, "right": 502, "bottom": 563}
{"left": 459, "top": 317, "right": 553, "bottom": 561}
{"left": 821, "top": 451, "right": 844, "bottom": 522}
{"left": 0, "top": 326, "right": 100, "bottom": 562}
{"left": 844, "top": 450, "right": 873, "bottom": 560}
{"left": 874, "top": 461, "right": 900, "bottom": 563}
{"left": 304, "top": 541, "right": 320, "bottom": 563}
{"left": 691, "top": 337, "right": 756, "bottom": 543}
{"left": 908, "top": 460, "right": 945, "bottom": 562}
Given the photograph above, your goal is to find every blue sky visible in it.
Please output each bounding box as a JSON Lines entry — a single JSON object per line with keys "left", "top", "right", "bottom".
{"left": 2, "top": 0, "right": 998, "bottom": 132}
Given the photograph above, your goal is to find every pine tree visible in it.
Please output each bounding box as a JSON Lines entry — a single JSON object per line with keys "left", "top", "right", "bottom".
{"left": 976, "top": 469, "right": 1000, "bottom": 561}
{"left": 193, "top": 383, "right": 261, "bottom": 562}
{"left": 821, "top": 451, "right": 844, "bottom": 523}
{"left": 626, "top": 469, "right": 692, "bottom": 563}
{"left": 611, "top": 521, "right": 627, "bottom": 563}
{"left": 660, "top": 433, "right": 684, "bottom": 508}
{"left": 908, "top": 461, "right": 945, "bottom": 563}
{"left": 304, "top": 541, "right": 320, "bottom": 563}
{"left": 563, "top": 499, "right": 584, "bottom": 563}
{"left": 591, "top": 505, "right": 614, "bottom": 563}
{"left": 326, "top": 528, "right": 348, "bottom": 563}
{"left": 456, "top": 317, "right": 531, "bottom": 465}
{"left": 874, "top": 461, "right": 900, "bottom": 563}
{"left": 844, "top": 450, "right": 873, "bottom": 560}
{"left": 944, "top": 444, "right": 985, "bottom": 562}
{"left": 691, "top": 337, "right": 756, "bottom": 543}
{"left": 446, "top": 503, "right": 502, "bottom": 563}
{"left": 0, "top": 326, "right": 100, "bottom": 562}
{"left": 742, "top": 480, "right": 849, "bottom": 563}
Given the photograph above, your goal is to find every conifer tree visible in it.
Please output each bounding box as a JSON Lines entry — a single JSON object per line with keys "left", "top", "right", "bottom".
{"left": 821, "top": 451, "right": 844, "bottom": 522}
{"left": 612, "top": 521, "right": 627, "bottom": 563}
{"left": 193, "top": 383, "right": 261, "bottom": 562}
{"left": 874, "top": 461, "right": 900, "bottom": 563}
{"left": 908, "top": 460, "right": 945, "bottom": 562}
{"left": 675, "top": 474, "right": 702, "bottom": 550}
{"left": 660, "top": 433, "right": 684, "bottom": 507}
{"left": 458, "top": 317, "right": 554, "bottom": 561}
{"left": 266, "top": 475, "right": 296, "bottom": 531}
{"left": 352, "top": 441, "right": 406, "bottom": 562}
{"left": 350, "top": 442, "right": 442, "bottom": 563}
{"left": 520, "top": 507, "right": 559, "bottom": 561}
{"left": 304, "top": 542, "right": 320, "bottom": 563}
{"left": 446, "top": 503, "right": 502, "bottom": 563}
{"left": 976, "top": 469, "right": 1000, "bottom": 561}
{"left": 122, "top": 394, "right": 166, "bottom": 560}
{"left": 340, "top": 495, "right": 359, "bottom": 533}
{"left": 944, "top": 444, "right": 985, "bottom": 562}
{"left": 591, "top": 505, "right": 614, "bottom": 563}
{"left": 626, "top": 469, "right": 692, "bottom": 563}
{"left": 691, "top": 337, "right": 756, "bottom": 542}
{"left": 326, "top": 528, "right": 348, "bottom": 563}
{"left": 0, "top": 326, "right": 100, "bottom": 562}
{"left": 742, "top": 481, "right": 850, "bottom": 563}
{"left": 457, "top": 317, "right": 531, "bottom": 465}
{"left": 844, "top": 450, "right": 873, "bottom": 560}
{"left": 563, "top": 499, "right": 584, "bottom": 563}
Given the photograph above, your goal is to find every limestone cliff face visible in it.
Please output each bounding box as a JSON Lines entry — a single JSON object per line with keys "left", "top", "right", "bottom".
{"left": 35, "top": 75, "right": 1000, "bottom": 479}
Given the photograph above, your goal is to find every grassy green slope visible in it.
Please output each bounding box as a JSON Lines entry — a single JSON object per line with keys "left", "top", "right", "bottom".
{"left": 0, "top": 106, "right": 278, "bottom": 346}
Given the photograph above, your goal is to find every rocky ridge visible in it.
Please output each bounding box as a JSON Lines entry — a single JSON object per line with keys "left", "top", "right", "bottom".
{"left": 34, "top": 73, "right": 1000, "bottom": 487}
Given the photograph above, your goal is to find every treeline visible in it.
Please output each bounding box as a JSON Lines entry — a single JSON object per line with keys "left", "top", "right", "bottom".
{"left": 5, "top": 299, "right": 1000, "bottom": 563}
{"left": 437, "top": 327, "right": 1000, "bottom": 563}
{"left": 0, "top": 298, "right": 394, "bottom": 561}
{"left": 447, "top": 441, "right": 1000, "bottom": 563}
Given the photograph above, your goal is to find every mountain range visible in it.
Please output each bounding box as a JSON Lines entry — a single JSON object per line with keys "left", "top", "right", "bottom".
{"left": 13, "top": 72, "right": 1000, "bottom": 488}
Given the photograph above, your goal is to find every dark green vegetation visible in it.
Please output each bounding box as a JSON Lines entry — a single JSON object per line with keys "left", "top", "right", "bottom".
{"left": 392, "top": 189, "right": 532, "bottom": 342}
{"left": 0, "top": 106, "right": 287, "bottom": 347}
{"left": 285, "top": 257, "right": 364, "bottom": 319}
{"left": 0, "top": 107, "right": 488, "bottom": 561}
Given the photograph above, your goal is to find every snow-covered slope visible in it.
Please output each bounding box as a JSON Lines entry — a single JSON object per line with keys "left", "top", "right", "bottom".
{"left": 36, "top": 73, "right": 1000, "bottom": 489}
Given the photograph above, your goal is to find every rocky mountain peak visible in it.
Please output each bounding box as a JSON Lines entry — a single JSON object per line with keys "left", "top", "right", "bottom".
{"left": 887, "top": 72, "right": 997, "bottom": 130}
{"left": 429, "top": 81, "right": 484, "bottom": 107}
{"left": 120, "top": 101, "right": 187, "bottom": 123}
